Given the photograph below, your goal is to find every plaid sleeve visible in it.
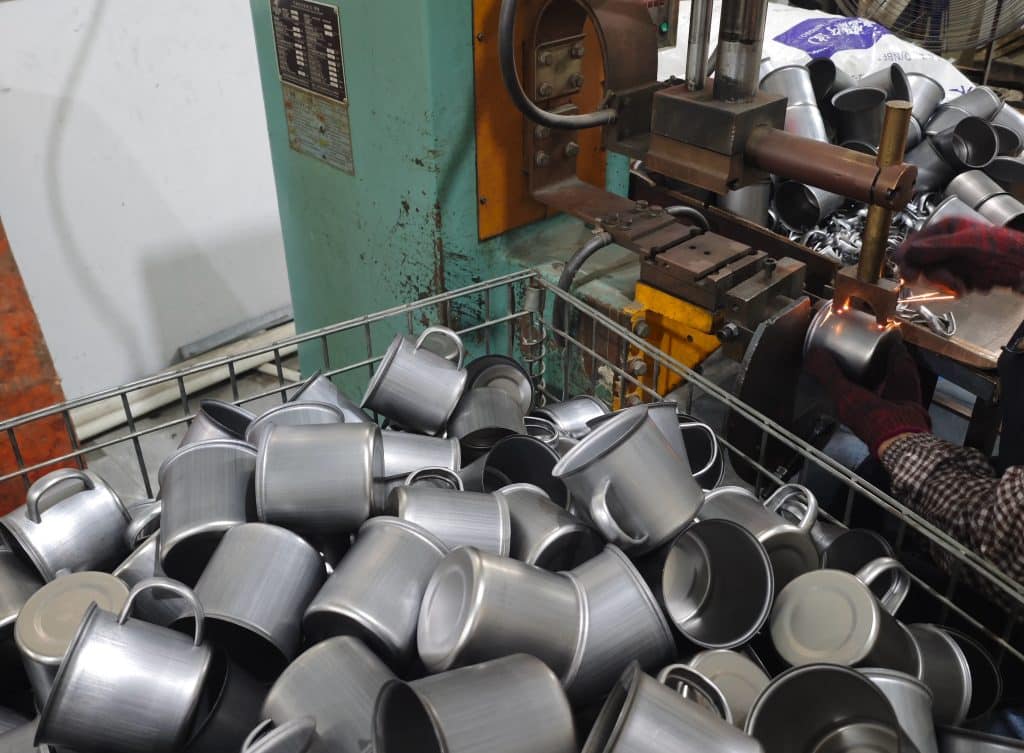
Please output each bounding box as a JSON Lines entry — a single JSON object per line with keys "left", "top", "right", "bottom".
{"left": 880, "top": 433, "right": 1024, "bottom": 593}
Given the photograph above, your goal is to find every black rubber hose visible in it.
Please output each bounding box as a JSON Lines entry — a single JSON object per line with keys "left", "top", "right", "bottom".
{"left": 498, "top": 0, "right": 617, "bottom": 130}
{"left": 553, "top": 232, "right": 615, "bottom": 343}
{"left": 666, "top": 205, "right": 711, "bottom": 231}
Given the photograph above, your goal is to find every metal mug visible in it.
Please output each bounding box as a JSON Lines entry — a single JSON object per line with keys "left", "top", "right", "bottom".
{"left": 0, "top": 547, "right": 43, "bottom": 642}
{"left": 581, "top": 662, "right": 759, "bottom": 753}
{"left": 417, "top": 547, "right": 581, "bottom": 679}
{"left": 906, "top": 72, "right": 946, "bottom": 125}
{"left": 241, "top": 718, "right": 324, "bottom": 753}
{"left": 185, "top": 650, "right": 268, "bottom": 753}
{"left": 770, "top": 557, "right": 919, "bottom": 674}
{"left": 373, "top": 654, "right": 577, "bottom": 753}
{"left": 1, "top": 468, "right": 130, "bottom": 582}
{"left": 941, "top": 627, "right": 1002, "bottom": 721}
{"left": 832, "top": 86, "right": 887, "bottom": 147}
{"left": 389, "top": 486, "right": 511, "bottom": 556}
{"left": 638, "top": 519, "right": 773, "bottom": 649}
{"left": 719, "top": 180, "right": 771, "bottom": 226}
{"left": 773, "top": 182, "right": 845, "bottom": 229}
{"left": 937, "top": 725, "right": 1024, "bottom": 752}
{"left": 524, "top": 415, "right": 561, "bottom": 449}
{"left": 977, "top": 192, "right": 1024, "bottom": 229}
{"left": 746, "top": 663, "right": 903, "bottom": 753}
{"left": 113, "top": 533, "right": 188, "bottom": 626}
{"left": 534, "top": 395, "right": 609, "bottom": 439}
{"left": 255, "top": 422, "right": 383, "bottom": 533}
{"left": 783, "top": 104, "right": 828, "bottom": 142}
{"left": 464, "top": 354, "right": 534, "bottom": 415}
{"left": 498, "top": 483, "right": 601, "bottom": 570}
{"left": 158, "top": 438, "right": 257, "bottom": 586}
{"left": 932, "top": 116, "right": 998, "bottom": 171}
{"left": 245, "top": 402, "right": 345, "bottom": 448}
{"left": 926, "top": 87, "right": 1003, "bottom": 136}
{"left": 360, "top": 327, "right": 468, "bottom": 436}
{"left": 660, "top": 650, "right": 770, "bottom": 729}
{"left": 803, "top": 299, "right": 901, "bottom": 386}
{"left": 585, "top": 401, "right": 688, "bottom": 461}
{"left": 35, "top": 577, "right": 213, "bottom": 753}
{"left": 907, "top": 623, "right": 972, "bottom": 726}
{"left": 379, "top": 431, "right": 460, "bottom": 483}
{"left": 124, "top": 498, "right": 162, "bottom": 550}
{"left": 303, "top": 516, "right": 447, "bottom": 665}
{"left": 563, "top": 545, "right": 676, "bottom": 703}
{"left": 290, "top": 369, "right": 372, "bottom": 424}
{"left": 447, "top": 386, "right": 526, "bottom": 453}
{"left": 921, "top": 195, "right": 991, "bottom": 230}
{"left": 0, "top": 719, "right": 37, "bottom": 752}
{"left": 807, "top": 57, "right": 854, "bottom": 132}
{"left": 180, "top": 523, "right": 326, "bottom": 678}
{"left": 946, "top": 168, "right": 1006, "bottom": 208}
{"left": 552, "top": 406, "right": 703, "bottom": 555}
{"left": 698, "top": 484, "right": 819, "bottom": 592}
{"left": 15, "top": 571, "right": 129, "bottom": 708}
{"left": 458, "top": 434, "right": 568, "bottom": 508}
{"left": 262, "top": 636, "right": 395, "bottom": 753}
{"left": 994, "top": 124, "right": 1023, "bottom": 157}
{"left": 678, "top": 417, "right": 724, "bottom": 490}
{"left": 178, "top": 399, "right": 255, "bottom": 448}
{"left": 992, "top": 100, "right": 1024, "bottom": 137}
{"left": 863, "top": 667, "right": 939, "bottom": 753}
{"left": 760, "top": 64, "right": 816, "bottom": 106}
{"left": 402, "top": 466, "right": 463, "bottom": 490}
{"left": 906, "top": 138, "right": 958, "bottom": 193}
{"left": 858, "top": 64, "right": 911, "bottom": 100}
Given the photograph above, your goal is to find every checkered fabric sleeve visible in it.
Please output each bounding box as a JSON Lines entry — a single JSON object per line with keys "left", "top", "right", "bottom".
{"left": 881, "top": 433, "right": 1024, "bottom": 599}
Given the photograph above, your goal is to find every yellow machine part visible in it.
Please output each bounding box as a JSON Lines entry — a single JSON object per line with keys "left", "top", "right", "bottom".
{"left": 624, "top": 283, "right": 721, "bottom": 401}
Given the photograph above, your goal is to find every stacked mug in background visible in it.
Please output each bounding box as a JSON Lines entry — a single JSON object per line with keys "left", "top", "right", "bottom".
{"left": 0, "top": 325, "right": 1012, "bottom": 753}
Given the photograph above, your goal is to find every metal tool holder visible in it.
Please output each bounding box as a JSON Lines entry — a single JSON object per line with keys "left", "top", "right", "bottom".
{"left": 1, "top": 271, "right": 1022, "bottom": 674}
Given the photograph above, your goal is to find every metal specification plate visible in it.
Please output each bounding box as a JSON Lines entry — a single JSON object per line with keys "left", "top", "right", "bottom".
{"left": 271, "top": 0, "right": 346, "bottom": 102}
{"left": 282, "top": 83, "right": 354, "bottom": 174}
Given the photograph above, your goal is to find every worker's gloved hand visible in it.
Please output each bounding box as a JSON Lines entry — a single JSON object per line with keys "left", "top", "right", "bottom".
{"left": 895, "top": 218, "right": 1024, "bottom": 296}
{"left": 805, "top": 341, "right": 931, "bottom": 457}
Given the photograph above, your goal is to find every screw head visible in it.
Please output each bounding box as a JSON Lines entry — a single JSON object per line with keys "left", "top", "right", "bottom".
{"left": 564, "top": 141, "right": 580, "bottom": 157}
{"left": 633, "top": 320, "right": 651, "bottom": 338}
{"left": 476, "top": 32, "right": 485, "bottom": 41}
{"left": 569, "top": 73, "right": 585, "bottom": 89}
{"left": 534, "top": 125, "right": 551, "bottom": 140}
{"left": 570, "top": 43, "right": 585, "bottom": 58}
{"left": 628, "top": 359, "right": 648, "bottom": 376}
{"left": 534, "top": 151, "right": 551, "bottom": 167}
{"left": 625, "top": 395, "right": 643, "bottom": 407}
{"left": 635, "top": 200, "right": 649, "bottom": 210}
{"left": 538, "top": 51, "right": 554, "bottom": 66}
{"left": 538, "top": 82, "right": 554, "bottom": 98}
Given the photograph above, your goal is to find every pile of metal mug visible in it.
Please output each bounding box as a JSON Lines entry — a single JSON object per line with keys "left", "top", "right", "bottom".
{"left": 726, "top": 60, "right": 1024, "bottom": 251}
{"left": 0, "top": 325, "right": 1014, "bottom": 752}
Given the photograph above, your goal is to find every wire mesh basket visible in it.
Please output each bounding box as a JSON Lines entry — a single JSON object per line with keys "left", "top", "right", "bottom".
{"left": 1, "top": 269, "right": 1022, "bottom": 681}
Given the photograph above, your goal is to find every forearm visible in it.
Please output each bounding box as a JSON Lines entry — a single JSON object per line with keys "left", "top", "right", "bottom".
{"left": 880, "top": 434, "right": 1024, "bottom": 586}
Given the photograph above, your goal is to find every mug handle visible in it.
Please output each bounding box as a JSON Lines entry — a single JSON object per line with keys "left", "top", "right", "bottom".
{"left": 677, "top": 421, "right": 719, "bottom": 479}
{"left": 119, "top": 577, "right": 205, "bottom": 645}
{"left": 765, "top": 484, "right": 818, "bottom": 535}
{"left": 590, "top": 479, "right": 648, "bottom": 549}
{"left": 124, "top": 501, "right": 162, "bottom": 550}
{"left": 856, "top": 556, "right": 910, "bottom": 615}
{"left": 415, "top": 326, "right": 466, "bottom": 369}
{"left": 655, "top": 664, "right": 734, "bottom": 726}
{"left": 242, "top": 718, "right": 317, "bottom": 753}
{"left": 25, "top": 468, "right": 96, "bottom": 524}
{"left": 404, "top": 467, "right": 464, "bottom": 491}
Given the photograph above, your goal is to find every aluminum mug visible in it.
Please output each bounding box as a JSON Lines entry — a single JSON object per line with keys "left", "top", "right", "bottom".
{"left": 15, "top": 570, "right": 129, "bottom": 707}
{"left": 921, "top": 195, "right": 991, "bottom": 230}
{"left": 262, "top": 636, "right": 396, "bottom": 753}
{"left": 245, "top": 402, "right": 345, "bottom": 448}
{"left": 926, "top": 87, "right": 1003, "bottom": 136}
{"left": 402, "top": 466, "right": 463, "bottom": 490}
{"left": 994, "top": 124, "right": 1023, "bottom": 157}
{"left": 942, "top": 627, "right": 1002, "bottom": 721}
{"left": 158, "top": 439, "right": 257, "bottom": 586}
{"left": 303, "top": 517, "right": 446, "bottom": 665}
{"left": 698, "top": 484, "right": 819, "bottom": 591}
{"left": 760, "top": 64, "right": 816, "bottom": 106}
{"left": 581, "top": 662, "right": 758, "bottom": 753}
{"left": 0, "top": 719, "right": 47, "bottom": 753}
{"left": 907, "top": 623, "right": 972, "bottom": 726}
{"left": 906, "top": 138, "right": 957, "bottom": 193}
{"left": 390, "top": 486, "right": 510, "bottom": 556}
{"left": 35, "top": 578, "right": 213, "bottom": 753}
{"left": 113, "top": 533, "right": 188, "bottom": 626}
{"left": 660, "top": 650, "right": 770, "bottom": 729}
{"left": 977, "top": 192, "right": 1024, "bottom": 229}
{"left": 178, "top": 399, "right": 255, "bottom": 448}
{"left": 185, "top": 651, "right": 267, "bottom": 753}
{"left": 932, "top": 116, "right": 998, "bottom": 171}
{"left": 746, "top": 663, "right": 902, "bottom": 753}
{"left": 447, "top": 386, "right": 526, "bottom": 452}
{"left": 498, "top": 483, "right": 601, "bottom": 570}
{"left": 770, "top": 557, "right": 919, "bottom": 674}
{"left": 290, "top": 369, "right": 372, "bottom": 423}
{"left": 773, "top": 181, "right": 845, "bottom": 229}
{"left": 534, "top": 395, "right": 608, "bottom": 439}
{"left": 458, "top": 434, "right": 568, "bottom": 508}
{"left": 563, "top": 545, "right": 676, "bottom": 703}
{"left": 553, "top": 406, "right": 703, "bottom": 555}
{"left": 719, "top": 180, "right": 771, "bottom": 225}
{"left": 639, "top": 519, "right": 773, "bottom": 649}
{"left": 808, "top": 57, "right": 854, "bottom": 131}
{"left": 373, "top": 654, "right": 577, "bottom": 753}
{"left": 124, "top": 498, "right": 162, "bottom": 549}
{"left": 858, "top": 64, "right": 911, "bottom": 100}
{"left": 679, "top": 417, "right": 724, "bottom": 490}
{"left": 833, "top": 87, "right": 887, "bottom": 147}
{"left": 993, "top": 100, "right": 1024, "bottom": 138}
{"left": 1, "top": 468, "right": 130, "bottom": 582}
{"left": 361, "top": 327, "right": 468, "bottom": 436}
{"left": 181, "top": 523, "right": 326, "bottom": 678}
{"left": 465, "top": 354, "right": 534, "bottom": 415}
{"left": 938, "top": 725, "right": 1024, "bottom": 752}
{"left": 804, "top": 300, "right": 901, "bottom": 386}
{"left": 380, "top": 431, "right": 460, "bottom": 483}
{"left": 256, "top": 423, "right": 383, "bottom": 533}
{"left": 0, "top": 547, "right": 43, "bottom": 641}
{"left": 906, "top": 72, "right": 946, "bottom": 125}
{"left": 947, "top": 168, "right": 1006, "bottom": 208}
{"left": 584, "top": 401, "right": 688, "bottom": 461}
{"left": 417, "top": 547, "right": 581, "bottom": 678}
{"left": 863, "top": 668, "right": 939, "bottom": 753}
{"left": 783, "top": 104, "right": 828, "bottom": 141}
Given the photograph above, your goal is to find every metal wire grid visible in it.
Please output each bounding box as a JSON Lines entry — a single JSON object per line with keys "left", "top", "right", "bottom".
{"left": 0, "top": 269, "right": 1021, "bottom": 670}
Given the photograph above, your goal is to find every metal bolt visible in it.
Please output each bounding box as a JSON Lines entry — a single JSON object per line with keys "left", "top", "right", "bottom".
{"left": 628, "top": 359, "right": 647, "bottom": 376}
{"left": 569, "top": 73, "right": 585, "bottom": 89}
{"left": 635, "top": 200, "right": 649, "bottom": 211}
{"left": 764, "top": 257, "right": 777, "bottom": 280}
{"left": 570, "top": 42, "right": 585, "bottom": 58}
{"left": 476, "top": 32, "right": 485, "bottom": 41}
{"left": 538, "top": 51, "right": 554, "bottom": 66}
{"left": 564, "top": 141, "right": 580, "bottom": 158}
{"left": 716, "top": 322, "right": 741, "bottom": 341}
{"left": 538, "top": 82, "right": 554, "bottom": 98}
{"left": 534, "top": 151, "right": 550, "bottom": 167}
{"left": 534, "top": 125, "right": 551, "bottom": 140}
{"left": 625, "top": 395, "right": 643, "bottom": 407}
{"left": 633, "top": 320, "right": 651, "bottom": 338}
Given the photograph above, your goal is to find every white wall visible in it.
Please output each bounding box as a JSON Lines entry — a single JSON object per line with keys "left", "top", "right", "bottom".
{"left": 0, "top": 0, "right": 291, "bottom": 398}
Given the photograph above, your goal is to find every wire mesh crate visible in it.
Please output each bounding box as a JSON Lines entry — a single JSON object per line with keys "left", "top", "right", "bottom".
{"left": 1, "top": 269, "right": 1022, "bottom": 681}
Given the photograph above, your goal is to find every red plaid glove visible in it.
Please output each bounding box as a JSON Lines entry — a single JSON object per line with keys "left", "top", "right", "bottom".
{"left": 895, "top": 218, "right": 1024, "bottom": 296}
{"left": 805, "top": 341, "right": 931, "bottom": 457}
